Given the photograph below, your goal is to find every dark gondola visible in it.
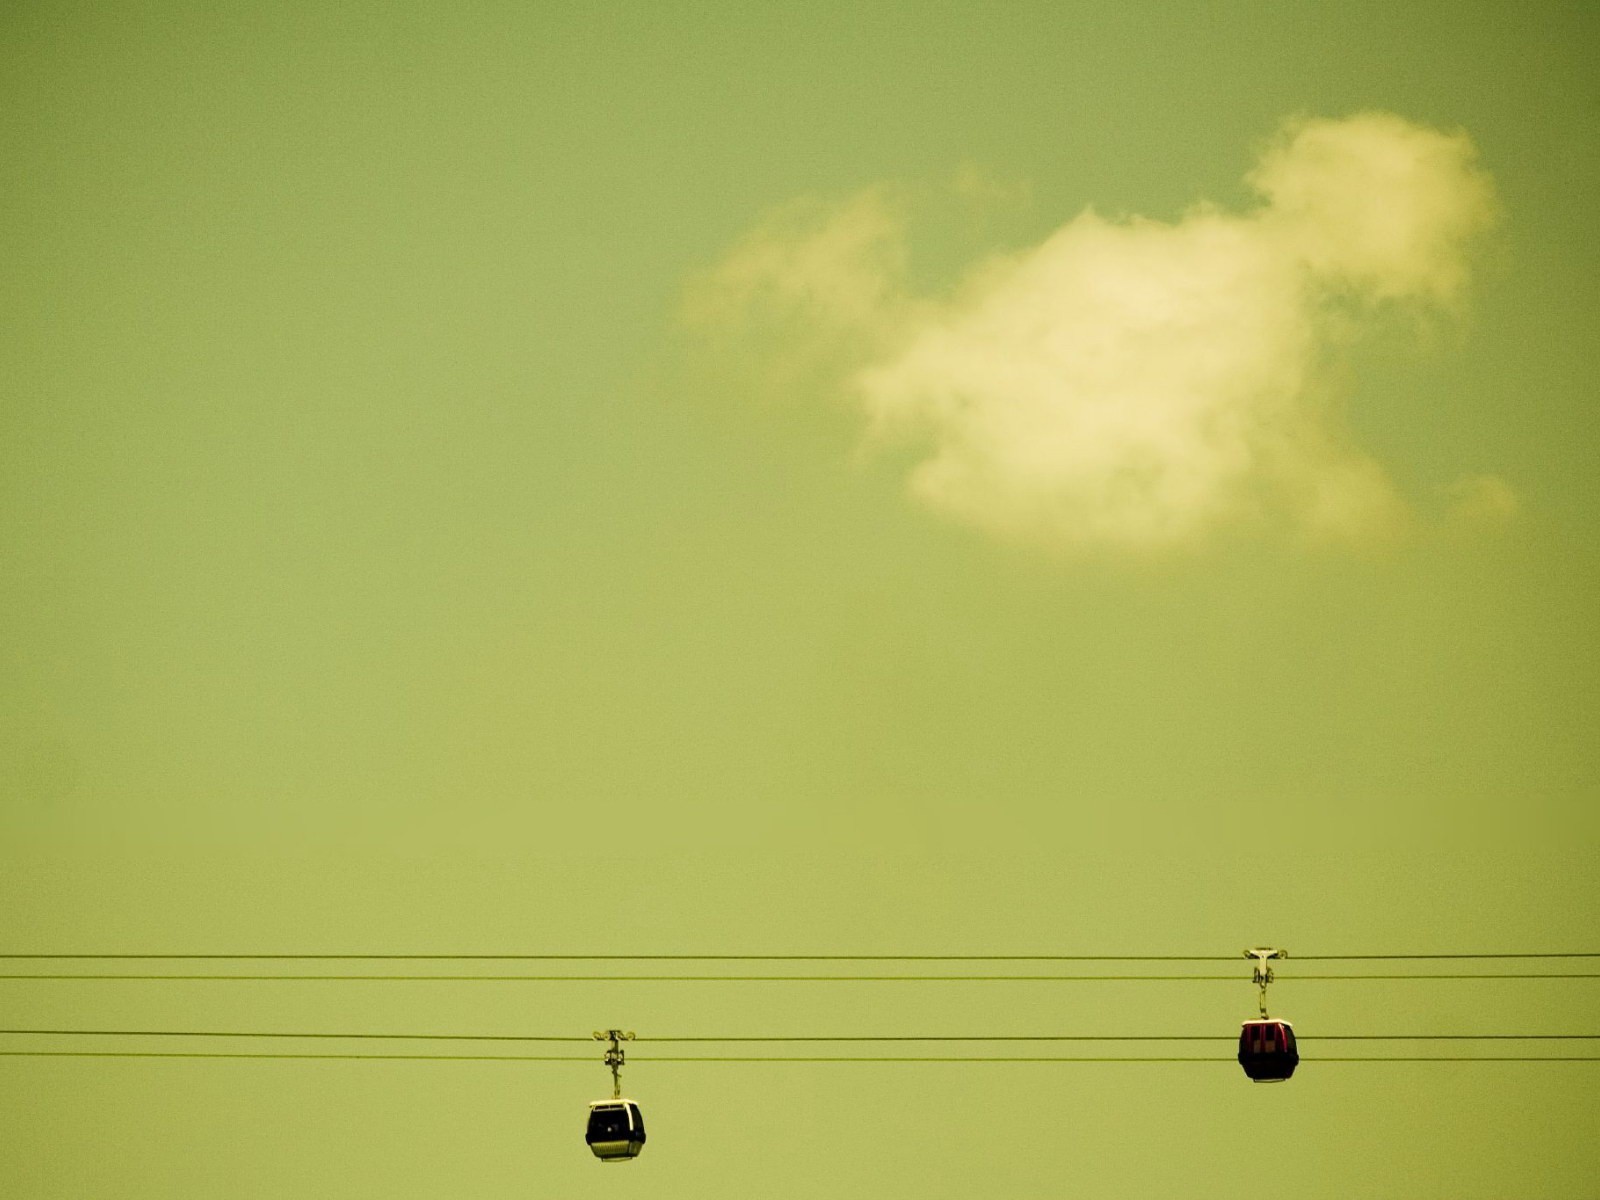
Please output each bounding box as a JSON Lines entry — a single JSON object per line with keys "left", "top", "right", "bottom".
{"left": 1238, "top": 1018, "right": 1298, "bottom": 1081}
{"left": 1237, "top": 947, "right": 1297, "bottom": 1081}
{"left": 587, "top": 1030, "right": 645, "bottom": 1161}
{"left": 586, "top": 1099, "right": 647, "bottom": 1161}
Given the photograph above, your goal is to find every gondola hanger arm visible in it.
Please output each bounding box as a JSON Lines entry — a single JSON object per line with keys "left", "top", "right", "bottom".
{"left": 594, "top": 1029, "right": 635, "bottom": 1098}
{"left": 1244, "top": 948, "right": 1286, "bottom": 1018}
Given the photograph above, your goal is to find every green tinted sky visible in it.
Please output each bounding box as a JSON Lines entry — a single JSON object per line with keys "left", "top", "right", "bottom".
{"left": 2, "top": 2, "right": 1596, "bottom": 1196}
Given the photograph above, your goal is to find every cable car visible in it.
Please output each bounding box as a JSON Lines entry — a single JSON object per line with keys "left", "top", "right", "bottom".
{"left": 586, "top": 1099, "right": 646, "bottom": 1161}
{"left": 1238, "top": 1019, "right": 1298, "bottom": 1081}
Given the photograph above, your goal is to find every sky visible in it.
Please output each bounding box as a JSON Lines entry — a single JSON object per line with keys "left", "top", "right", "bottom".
{"left": 1, "top": 2, "right": 1597, "bottom": 1196}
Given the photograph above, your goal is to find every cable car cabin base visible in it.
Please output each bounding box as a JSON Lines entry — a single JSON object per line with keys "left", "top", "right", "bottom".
{"left": 586, "top": 1099, "right": 647, "bottom": 1161}
{"left": 1238, "top": 1019, "right": 1298, "bottom": 1082}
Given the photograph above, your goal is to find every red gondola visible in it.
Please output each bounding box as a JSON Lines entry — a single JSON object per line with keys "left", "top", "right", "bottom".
{"left": 1237, "top": 947, "right": 1297, "bottom": 1082}
{"left": 1238, "top": 1018, "right": 1298, "bottom": 1081}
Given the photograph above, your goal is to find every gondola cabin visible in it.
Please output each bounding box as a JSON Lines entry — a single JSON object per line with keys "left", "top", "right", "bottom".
{"left": 1238, "top": 1019, "right": 1298, "bottom": 1081}
{"left": 586, "top": 1099, "right": 646, "bottom": 1161}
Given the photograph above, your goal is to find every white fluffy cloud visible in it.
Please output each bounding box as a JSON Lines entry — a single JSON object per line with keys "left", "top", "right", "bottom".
{"left": 691, "top": 113, "right": 1503, "bottom": 551}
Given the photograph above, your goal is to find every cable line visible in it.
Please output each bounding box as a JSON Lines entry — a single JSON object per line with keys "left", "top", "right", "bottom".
{"left": 0, "top": 1051, "right": 592, "bottom": 1062}
{"left": 1292, "top": 960, "right": 1600, "bottom": 966}
{"left": 0, "top": 972, "right": 1231, "bottom": 981}
{"left": 3, "top": 1050, "right": 1596, "bottom": 1063}
{"left": 5, "top": 1028, "right": 1599, "bottom": 1043}
{"left": 1, "top": 951, "right": 1595, "bottom": 961}
{"left": 640, "top": 1032, "right": 1600, "bottom": 1042}
{"left": 3, "top": 972, "right": 1597, "bottom": 982}
{"left": 633, "top": 1055, "right": 1600, "bottom": 1063}
{"left": 0, "top": 1028, "right": 587, "bottom": 1042}
{"left": 0, "top": 954, "right": 1235, "bottom": 961}
{"left": 11, "top": 972, "right": 1256, "bottom": 981}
